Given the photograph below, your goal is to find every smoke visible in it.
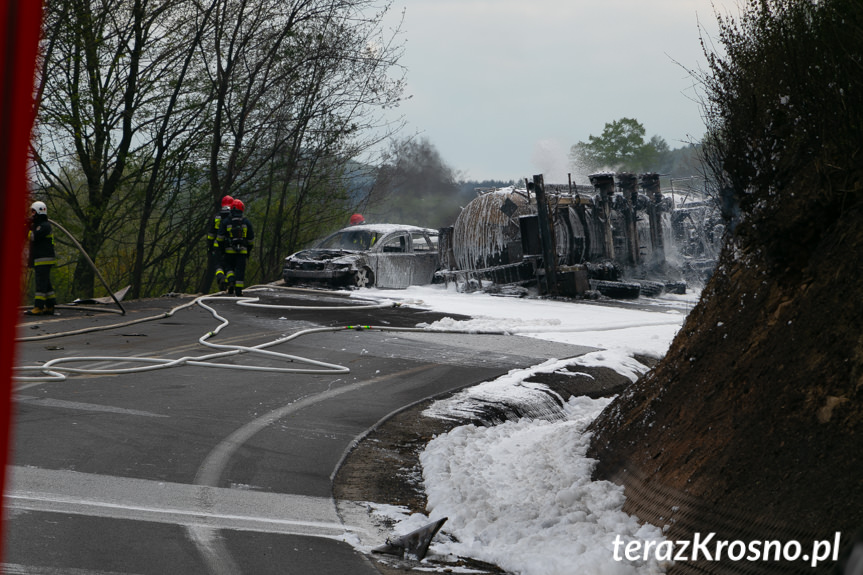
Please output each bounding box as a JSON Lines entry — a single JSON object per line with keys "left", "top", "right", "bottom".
{"left": 531, "top": 139, "right": 592, "bottom": 185}
{"left": 568, "top": 148, "right": 611, "bottom": 184}
{"left": 366, "top": 137, "right": 464, "bottom": 228}
{"left": 531, "top": 139, "right": 569, "bottom": 184}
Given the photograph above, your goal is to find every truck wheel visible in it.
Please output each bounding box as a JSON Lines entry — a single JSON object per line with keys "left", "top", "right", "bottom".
{"left": 636, "top": 281, "right": 664, "bottom": 297}
{"left": 593, "top": 280, "right": 641, "bottom": 299}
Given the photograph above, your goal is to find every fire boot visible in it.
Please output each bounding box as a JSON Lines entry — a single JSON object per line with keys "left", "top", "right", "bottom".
{"left": 25, "top": 306, "right": 53, "bottom": 316}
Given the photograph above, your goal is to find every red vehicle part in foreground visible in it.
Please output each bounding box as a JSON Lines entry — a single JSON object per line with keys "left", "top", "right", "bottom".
{"left": 0, "top": 0, "right": 45, "bottom": 564}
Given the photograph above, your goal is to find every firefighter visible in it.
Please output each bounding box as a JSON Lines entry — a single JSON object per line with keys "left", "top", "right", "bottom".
{"left": 224, "top": 198, "right": 254, "bottom": 296}
{"left": 26, "top": 201, "right": 57, "bottom": 315}
{"left": 207, "top": 195, "right": 233, "bottom": 291}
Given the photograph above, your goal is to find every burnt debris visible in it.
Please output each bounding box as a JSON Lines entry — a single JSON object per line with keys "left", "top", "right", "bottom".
{"left": 437, "top": 173, "right": 719, "bottom": 299}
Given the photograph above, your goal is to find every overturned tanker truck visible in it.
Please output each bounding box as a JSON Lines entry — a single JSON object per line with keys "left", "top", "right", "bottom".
{"left": 436, "top": 173, "right": 721, "bottom": 298}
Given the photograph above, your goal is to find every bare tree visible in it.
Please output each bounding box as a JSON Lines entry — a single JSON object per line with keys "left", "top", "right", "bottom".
{"left": 33, "top": 0, "right": 407, "bottom": 298}
{"left": 193, "top": 0, "right": 407, "bottom": 289}
{"left": 127, "top": 0, "right": 221, "bottom": 299}
{"left": 33, "top": 0, "right": 195, "bottom": 297}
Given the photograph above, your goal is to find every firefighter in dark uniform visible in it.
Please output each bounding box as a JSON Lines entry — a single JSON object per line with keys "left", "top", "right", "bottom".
{"left": 207, "top": 195, "right": 233, "bottom": 291}
{"left": 224, "top": 198, "right": 254, "bottom": 296}
{"left": 26, "top": 201, "right": 57, "bottom": 315}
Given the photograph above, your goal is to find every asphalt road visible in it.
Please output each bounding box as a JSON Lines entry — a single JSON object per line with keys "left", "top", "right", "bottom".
{"left": 4, "top": 286, "right": 594, "bottom": 575}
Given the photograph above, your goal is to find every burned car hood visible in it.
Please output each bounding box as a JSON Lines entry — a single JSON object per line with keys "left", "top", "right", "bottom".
{"left": 289, "top": 249, "right": 361, "bottom": 264}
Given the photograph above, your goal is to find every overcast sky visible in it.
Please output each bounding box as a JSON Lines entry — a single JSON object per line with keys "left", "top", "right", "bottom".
{"left": 380, "top": 0, "right": 739, "bottom": 183}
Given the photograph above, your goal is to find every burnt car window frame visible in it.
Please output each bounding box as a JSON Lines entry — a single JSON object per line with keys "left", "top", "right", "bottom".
{"left": 316, "top": 229, "right": 377, "bottom": 251}
{"left": 411, "top": 232, "right": 435, "bottom": 252}
{"left": 379, "top": 233, "right": 408, "bottom": 254}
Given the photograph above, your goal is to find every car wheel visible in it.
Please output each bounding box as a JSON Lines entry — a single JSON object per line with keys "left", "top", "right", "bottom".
{"left": 352, "top": 267, "right": 374, "bottom": 288}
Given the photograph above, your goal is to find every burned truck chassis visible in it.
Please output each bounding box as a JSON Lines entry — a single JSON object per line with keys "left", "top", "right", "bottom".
{"left": 436, "top": 173, "right": 719, "bottom": 299}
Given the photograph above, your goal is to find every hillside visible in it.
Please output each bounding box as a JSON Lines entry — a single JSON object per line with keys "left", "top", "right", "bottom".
{"left": 587, "top": 170, "right": 861, "bottom": 568}
{"left": 586, "top": 1, "right": 862, "bottom": 572}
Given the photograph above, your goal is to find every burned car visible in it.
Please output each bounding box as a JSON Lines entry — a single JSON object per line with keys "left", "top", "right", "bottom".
{"left": 282, "top": 224, "right": 440, "bottom": 289}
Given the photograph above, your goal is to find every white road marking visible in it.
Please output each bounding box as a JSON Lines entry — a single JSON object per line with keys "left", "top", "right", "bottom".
{"left": 14, "top": 332, "right": 266, "bottom": 391}
{"left": 4, "top": 466, "right": 356, "bottom": 540}
{"left": 14, "top": 396, "right": 168, "bottom": 418}
{"left": 1, "top": 563, "right": 145, "bottom": 575}
{"left": 186, "top": 363, "right": 437, "bottom": 574}
{"left": 193, "top": 363, "right": 437, "bottom": 487}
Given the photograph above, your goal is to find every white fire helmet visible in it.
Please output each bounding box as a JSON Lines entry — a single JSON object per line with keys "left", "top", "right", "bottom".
{"left": 31, "top": 201, "right": 48, "bottom": 216}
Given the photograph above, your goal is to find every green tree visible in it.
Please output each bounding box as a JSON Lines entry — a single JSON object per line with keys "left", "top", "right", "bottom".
{"left": 570, "top": 118, "right": 668, "bottom": 173}
{"left": 33, "top": 0, "right": 179, "bottom": 298}
{"left": 659, "top": 143, "right": 703, "bottom": 178}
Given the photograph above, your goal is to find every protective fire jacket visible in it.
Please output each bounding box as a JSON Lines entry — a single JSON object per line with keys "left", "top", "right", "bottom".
{"left": 29, "top": 214, "right": 57, "bottom": 267}
{"left": 208, "top": 207, "right": 232, "bottom": 250}
{"left": 224, "top": 212, "right": 255, "bottom": 255}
